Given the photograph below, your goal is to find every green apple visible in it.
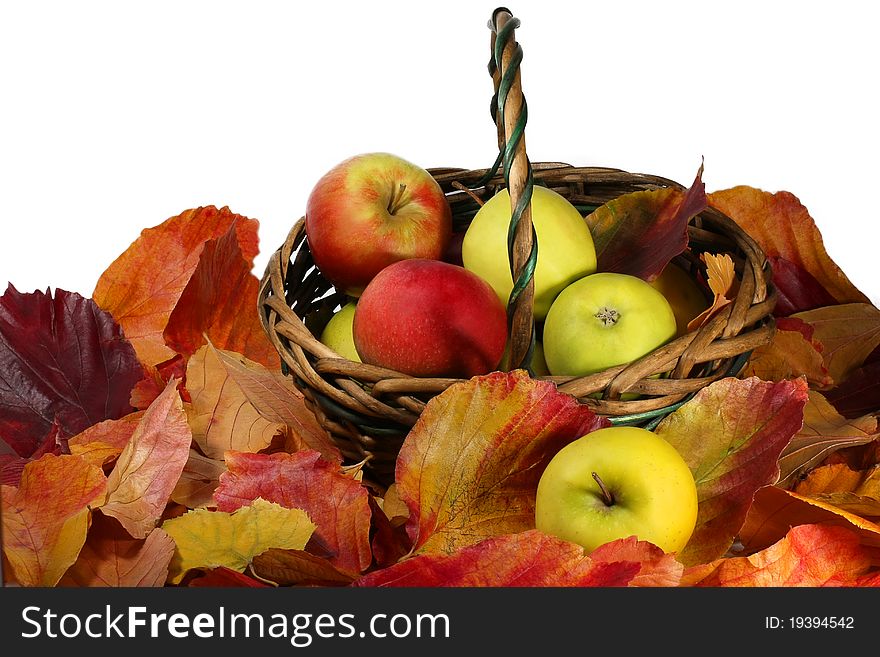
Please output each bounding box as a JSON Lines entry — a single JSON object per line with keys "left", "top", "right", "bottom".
{"left": 319, "top": 302, "right": 361, "bottom": 362}
{"left": 461, "top": 186, "right": 597, "bottom": 320}
{"left": 535, "top": 426, "right": 698, "bottom": 554}
{"left": 543, "top": 272, "right": 676, "bottom": 376}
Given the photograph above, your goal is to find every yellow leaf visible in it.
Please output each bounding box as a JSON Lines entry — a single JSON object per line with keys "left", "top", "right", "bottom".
{"left": 161, "top": 497, "right": 315, "bottom": 584}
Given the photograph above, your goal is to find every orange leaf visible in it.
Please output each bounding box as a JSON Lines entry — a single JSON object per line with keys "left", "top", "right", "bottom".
{"left": 589, "top": 536, "right": 684, "bottom": 587}
{"left": 59, "top": 513, "right": 175, "bottom": 587}
{"left": 777, "top": 391, "right": 879, "bottom": 487}
{"left": 792, "top": 463, "right": 880, "bottom": 517}
{"left": 708, "top": 187, "right": 869, "bottom": 307}
{"left": 655, "top": 376, "right": 808, "bottom": 566}
{"left": 93, "top": 206, "right": 259, "bottom": 367}
{"left": 396, "top": 370, "right": 609, "bottom": 555}
{"left": 1, "top": 454, "right": 106, "bottom": 586}
{"left": 212, "top": 347, "right": 338, "bottom": 462}
{"left": 101, "top": 379, "right": 192, "bottom": 538}
{"left": 185, "top": 345, "right": 282, "bottom": 459}
{"left": 353, "top": 530, "right": 643, "bottom": 587}
{"left": 163, "top": 223, "right": 279, "bottom": 369}
{"left": 67, "top": 412, "right": 144, "bottom": 468}
{"left": 792, "top": 303, "right": 880, "bottom": 385}
{"left": 214, "top": 450, "right": 372, "bottom": 575}
{"left": 683, "top": 524, "right": 873, "bottom": 586}
{"left": 686, "top": 253, "right": 736, "bottom": 331}
{"left": 741, "top": 319, "right": 832, "bottom": 388}
{"left": 739, "top": 485, "right": 880, "bottom": 556}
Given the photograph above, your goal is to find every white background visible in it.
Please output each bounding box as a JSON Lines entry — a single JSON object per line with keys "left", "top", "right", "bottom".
{"left": 2, "top": 0, "right": 878, "bottom": 305}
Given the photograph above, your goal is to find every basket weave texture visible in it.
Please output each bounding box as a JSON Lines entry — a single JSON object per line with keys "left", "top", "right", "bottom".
{"left": 257, "top": 10, "right": 776, "bottom": 485}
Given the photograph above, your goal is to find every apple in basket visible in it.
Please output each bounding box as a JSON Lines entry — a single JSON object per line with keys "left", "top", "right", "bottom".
{"left": 352, "top": 259, "right": 508, "bottom": 378}
{"left": 305, "top": 152, "right": 453, "bottom": 296}
{"left": 542, "top": 272, "right": 677, "bottom": 376}
{"left": 535, "top": 426, "right": 698, "bottom": 554}
{"left": 462, "top": 185, "right": 597, "bottom": 320}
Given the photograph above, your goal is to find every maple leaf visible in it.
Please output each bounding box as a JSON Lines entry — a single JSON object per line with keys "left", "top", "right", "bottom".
{"left": 93, "top": 206, "right": 259, "bottom": 367}
{"left": 655, "top": 376, "right": 808, "bottom": 566}
{"left": 163, "top": 223, "right": 279, "bottom": 369}
{"left": 100, "top": 379, "right": 192, "bottom": 538}
{"left": 0, "top": 286, "right": 142, "bottom": 457}
{"left": 708, "top": 187, "right": 869, "bottom": 311}
{"left": 396, "top": 370, "right": 609, "bottom": 555}
{"left": 683, "top": 524, "right": 874, "bottom": 586}
{"left": 585, "top": 163, "right": 706, "bottom": 281}
{"left": 59, "top": 513, "right": 175, "bottom": 587}
{"left": 214, "top": 450, "right": 372, "bottom": 575}
{"left": 1, "top": 453, "right": 106, "bottom": 586}
{"left": 354, "top": 530, "right": 672, "bottom": 587}
{"left": 161, "top": 497, "right": 315, "bottom": 584}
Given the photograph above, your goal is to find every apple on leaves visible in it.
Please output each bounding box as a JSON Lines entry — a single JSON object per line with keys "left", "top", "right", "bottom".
{"left": 535, "top": 426, "right": 698, "bottom": 554}
{"left": 305, "top": 152, "right": 453, "bottom": 296}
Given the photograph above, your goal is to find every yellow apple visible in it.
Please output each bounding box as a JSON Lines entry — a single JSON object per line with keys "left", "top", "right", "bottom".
{"left": 461, "top": 186, "right": 597, "bottom": 320}
{"left": 649, "top": 263, "right": 710, "bottom": 336}
{"left": 319, "top": 302, "right": 361, "bottom": 362}
{"left": 543, "top": 272, "right": 676, "bottom": 376}
{"left": 535, "top": 426, "right": 698, "bottom": 554}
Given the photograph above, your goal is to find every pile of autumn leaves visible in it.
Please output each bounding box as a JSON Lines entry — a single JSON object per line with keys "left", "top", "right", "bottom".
{"left": 2, "top": 187, "right": 880, "bottom": 588}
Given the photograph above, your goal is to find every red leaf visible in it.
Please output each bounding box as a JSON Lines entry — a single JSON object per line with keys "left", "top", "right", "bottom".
{"left": 655, "top": 376, "right": 809, "bottom": 566}
{"left": 214, "top": 450, "right": 372, "bottom": 575}
{"left": 683, "top": 524, "right": 874, "bottom": 587}
{"left": 768, "top": 256, "right": 839, "bottom": 316}
{"left": 585, "top": 163, "right": 706, "bottom": 281}
{"left": 187, "top": 566, "right": 270, "bottom": 588}
{"left": 396, "top": 370, "right": 609, "bottom": 555}
{"left": 353, "top": 530, "right": 642, "bottom": 587}
{"left": 590, "top": 537, "right": 684, "bottom": 587}
{"left": 164, "top": 223, "right": 279, "bottom": 369}
{"left": 0, "top": 286, "right": 143, "bottom": 457}
{"left": 0, "top": 455, "right": 27, "bottom": 487}
{"left": 93, "top": 206, "right": 259, "bottom": 367}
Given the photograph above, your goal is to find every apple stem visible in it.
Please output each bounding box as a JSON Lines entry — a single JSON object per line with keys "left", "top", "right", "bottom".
{"left": 595, "top": 307, "right": 621, "bottom": 327}
{"left": 592, "top": 472, "right": 615, "bottom": 506}
{"left": 387, "top": 183, "right": 408, "bottom": 215}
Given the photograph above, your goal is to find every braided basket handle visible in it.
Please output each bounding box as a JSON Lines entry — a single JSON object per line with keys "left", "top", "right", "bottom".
{"left": 488, "top": 7, "right": 537, "bottom": 372}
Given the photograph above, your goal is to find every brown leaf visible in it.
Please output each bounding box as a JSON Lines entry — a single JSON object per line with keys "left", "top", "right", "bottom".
{"left": 655, "top": 376, "right": 809, "bottom": 566}
{"left": 777, "top": 391, "right": 879, "bottom": 487}
{"left": 59, "top": 513, "right": 175, "bottom": 587}
{"left": 93, "top": 206, "right": 260, "bottom": 367}
{"left": 170, "top": 450, "right": 227, "bottom": 509}
{"left": 212, "top": 347, "right": 338, "bottom": 462}
{"left": 683, "top": 524, "right": 874, "bottom": 586}
{"left": 251, "top": 549, "right": 356, "bottom": 587}
{"left": 213, "top": 450, "right": 372, "bottom": 575}
{"left": 101, "top": 379, "right": 192, "bottom": 538}
{"left": 1, "top": 454, "right": 107, "bottom": 586}
{"left": 708, "top": 187, "right": 869, "bottom": 307}
{"left": 792, "top": 303, "right": 880, "bottom": 385}
{"left": 396, "top": 370, "right": 609, "bottom": 555}
{"left": 186, "top": 345, "right": 282, "bottom": 459}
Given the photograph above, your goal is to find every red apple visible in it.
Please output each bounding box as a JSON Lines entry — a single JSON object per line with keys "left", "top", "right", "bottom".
{"left": 353, "top": 259, "right": 508, "bottom": 378}
{"left": 304, "top": 152, "right": 453, "bottom": 296}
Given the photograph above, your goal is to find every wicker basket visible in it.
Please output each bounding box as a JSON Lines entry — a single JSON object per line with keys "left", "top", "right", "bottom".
{"left": 258, "top": 8, "right": 777, "bottom": 485}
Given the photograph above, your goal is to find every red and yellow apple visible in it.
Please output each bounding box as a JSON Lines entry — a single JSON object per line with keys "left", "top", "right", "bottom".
{"left": 305, "top": 153, "right": 452, "bottom": 296}
{"left": 542, "top": 272, "right": 677, "bottom": 376}
{"left": 461, "top": 186, "right": 597, "bottom": 319}
{"left": 649, "top": 263, "right": 709, "bottom": 336}
{"left": 353, "top": 259, "right": 508, "bottom": 378}
{"left": 319, "top": 302, "right": 360, "bottom": 362}
{"left": 535, "top": 426, "right": 698, "bottom": 554}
